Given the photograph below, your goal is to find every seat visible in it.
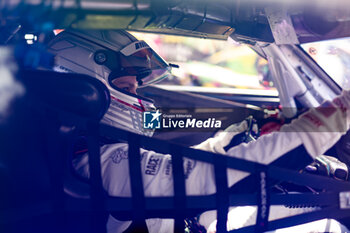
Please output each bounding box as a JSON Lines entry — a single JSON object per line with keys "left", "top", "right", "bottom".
{"left": 0, "top": 69, "right": 110, "bottom": 233}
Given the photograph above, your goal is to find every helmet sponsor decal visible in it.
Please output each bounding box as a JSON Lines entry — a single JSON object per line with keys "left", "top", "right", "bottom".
{"left": 120, "top": 41, "right": 150, "bottom": 56}
{"left": 135, "top": 41, "right": 148, "bottom": 50}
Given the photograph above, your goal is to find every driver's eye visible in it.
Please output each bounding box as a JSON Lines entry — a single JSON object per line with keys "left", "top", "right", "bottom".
{"left": 122, "top": 87, "right": 130, "bottom": 92}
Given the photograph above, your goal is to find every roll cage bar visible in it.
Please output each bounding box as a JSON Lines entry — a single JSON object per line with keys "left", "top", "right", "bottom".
{"left": 98, "top": 124, "right": 350, "bottom": 232}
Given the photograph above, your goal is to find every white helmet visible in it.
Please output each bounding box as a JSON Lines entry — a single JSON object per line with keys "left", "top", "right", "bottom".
{"left": 47, "top": 29, "right": 171, "bottom": 136}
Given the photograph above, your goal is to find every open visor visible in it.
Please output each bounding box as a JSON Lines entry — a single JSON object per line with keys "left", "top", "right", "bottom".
{"left": 108, "top": 40, "right": 171, "bottom": 86}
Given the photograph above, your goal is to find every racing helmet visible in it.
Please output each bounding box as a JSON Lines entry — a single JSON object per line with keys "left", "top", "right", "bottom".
{"left": 47, "top": 29, "right": 171, "bottom": 136}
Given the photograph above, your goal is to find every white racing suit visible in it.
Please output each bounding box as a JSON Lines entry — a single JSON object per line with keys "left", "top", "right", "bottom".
{"left": 74, "top": 90, "right": 350, "bottom": 233}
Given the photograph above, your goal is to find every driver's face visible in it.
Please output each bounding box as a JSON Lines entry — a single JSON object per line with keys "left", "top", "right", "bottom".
{"left": 112, "top": 76, "right": 138, "bottom": 95}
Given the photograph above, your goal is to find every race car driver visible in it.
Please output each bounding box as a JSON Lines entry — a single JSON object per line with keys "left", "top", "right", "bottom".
{"left": 47, "top": 29, "right": 350, "bottom": 233}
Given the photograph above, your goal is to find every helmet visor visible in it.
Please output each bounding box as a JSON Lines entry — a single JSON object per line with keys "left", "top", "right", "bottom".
{"left": 115, "top": 41, "right": 171, "bottom": 86}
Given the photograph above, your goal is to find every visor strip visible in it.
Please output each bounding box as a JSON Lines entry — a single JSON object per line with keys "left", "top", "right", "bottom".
{"left": 120, "top": 41, "right": 150, "bottom": 56}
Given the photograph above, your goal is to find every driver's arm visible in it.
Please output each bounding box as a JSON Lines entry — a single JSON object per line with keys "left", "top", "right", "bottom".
{"left": 225, "top": 89, "right": 350, "bottom": 186}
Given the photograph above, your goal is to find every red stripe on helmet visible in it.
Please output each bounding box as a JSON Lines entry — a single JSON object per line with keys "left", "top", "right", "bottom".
{"left": 138, "top": 98, "right": 146, "bottom": 112}
{"left": 111, "top": 96, "right": 144, "bottom": 112}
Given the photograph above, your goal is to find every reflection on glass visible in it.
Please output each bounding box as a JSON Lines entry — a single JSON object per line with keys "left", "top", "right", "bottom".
{"left": 301, "top": 38, "right": 350, "bottom": 89}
